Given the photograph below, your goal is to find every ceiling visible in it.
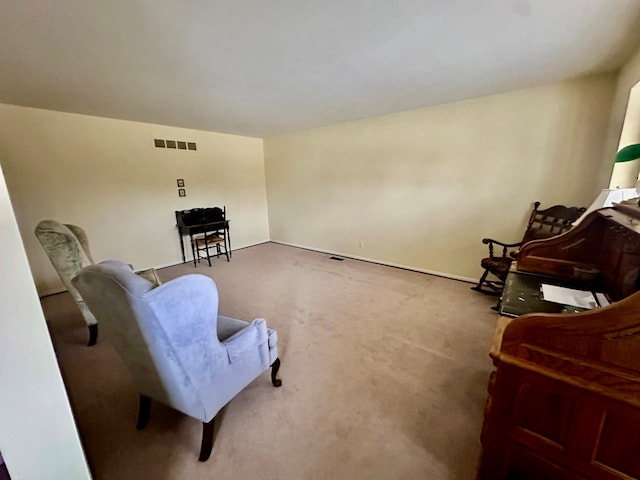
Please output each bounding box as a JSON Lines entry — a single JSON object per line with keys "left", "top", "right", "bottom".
{"left": 2, "top": 1, "right": 640, "bottom": 138}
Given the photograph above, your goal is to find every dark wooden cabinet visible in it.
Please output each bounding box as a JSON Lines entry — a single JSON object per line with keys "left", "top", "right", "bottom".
{"left": 478, "top": 206, "right": 640, "bottom": 480}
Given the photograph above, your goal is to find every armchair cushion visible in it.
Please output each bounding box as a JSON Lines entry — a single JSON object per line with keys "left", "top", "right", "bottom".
{"left": 222, "top": 318, "right": 268, "bottom": 362}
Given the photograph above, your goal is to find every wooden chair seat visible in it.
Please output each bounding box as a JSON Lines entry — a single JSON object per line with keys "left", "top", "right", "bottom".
{"left": 480, "top": 256, "right": 512, "bottom": 277}
{"left": 194, "top": 234, "right": 228, "bottom": 266}
{"left": 195, "top": 235, "right": 224, "bottom": 247}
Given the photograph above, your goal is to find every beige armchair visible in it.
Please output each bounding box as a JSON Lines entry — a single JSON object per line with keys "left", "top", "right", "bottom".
{"left": 35, "top": 219, "right": 99, "bottom": 345}
{"left": 35, "top": 220, "right": 162, "bottom": 346}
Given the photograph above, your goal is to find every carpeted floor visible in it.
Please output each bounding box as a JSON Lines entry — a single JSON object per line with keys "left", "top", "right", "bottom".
{"left": 41, "top": 242, "right": 498, "bottom": 480}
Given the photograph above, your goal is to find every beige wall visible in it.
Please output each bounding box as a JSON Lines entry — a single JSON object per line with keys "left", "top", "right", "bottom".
{"left": 264, "top": 74, "right": 616, "bottom": 281}
{"left": 0, "top": 75, "right": 619, "bottom": 290}
{"left": 0, "top": 60, "right": 629, "bottom": 480}
{"left": 0, "top": 165, "right": 91, "bottom": 479}
{"left": 0, "top": 104, "right": 269, "bottom": 295}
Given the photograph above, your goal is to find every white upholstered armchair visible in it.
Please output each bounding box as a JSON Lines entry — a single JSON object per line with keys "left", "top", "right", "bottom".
{"left": 72, "top": 260, "right": 282, "bottom": 461}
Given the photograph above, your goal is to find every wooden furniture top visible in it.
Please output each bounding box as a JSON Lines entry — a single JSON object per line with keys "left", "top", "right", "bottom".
{"left": 516, "top": 206, "right": 640, "bottom": 301}
{"left": 491, "top": 205, "right": 640, "bottom": 407}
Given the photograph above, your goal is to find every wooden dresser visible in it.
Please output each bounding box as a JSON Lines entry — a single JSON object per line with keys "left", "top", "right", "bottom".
{"left": 477, "top": 205, "right": 640, "bottom": 480}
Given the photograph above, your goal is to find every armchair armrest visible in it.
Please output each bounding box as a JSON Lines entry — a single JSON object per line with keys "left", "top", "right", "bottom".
{"left": 481, "top": 238, "right": 522, "bottom": 248}
{"left": 98, "top": 259, "right": 135, "bottom": 271}
{"left": 222, "top": 318, "right": 269, "bottom": 362}
{"left": 481, "top": 238, "right": 522, "bottom": 258}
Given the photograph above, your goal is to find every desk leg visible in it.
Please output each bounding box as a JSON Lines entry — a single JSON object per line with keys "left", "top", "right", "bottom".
{"left": 179, "top": 232, "right": 186, "bottom": 263}
{"left": 190, "top": 233, "right": 197, "bottom": 267}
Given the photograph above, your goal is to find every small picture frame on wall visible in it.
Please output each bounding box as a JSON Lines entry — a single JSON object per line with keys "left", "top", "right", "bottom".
{"left": 176, "top": 179, "right": 185, "bottom": 187}
{"left": 178, "top": 188, "right": 186, "bottom": 197}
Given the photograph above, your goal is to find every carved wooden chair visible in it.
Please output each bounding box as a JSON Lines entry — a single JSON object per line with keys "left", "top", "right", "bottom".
{"left": 472, "top": 202, "right": 586, "bottom": 295}
{"left": 193, "top": 207, "right": 229, "bottom": 267}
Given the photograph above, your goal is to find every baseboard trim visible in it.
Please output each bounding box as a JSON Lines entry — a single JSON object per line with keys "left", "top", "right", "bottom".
{"left": 152, "top": 240, "right": 271, "bottom": 271}
{"left": 38, "top": 239, "right": 473, "bottom": 298}
{"left": 39, "top": 286, "right": 67, "bottom": 298}
{"left": 38, "top": 240, "right": 272, "bottom": 298}
{"left": 268, "top": 241, "right": 477, "bottom": 284}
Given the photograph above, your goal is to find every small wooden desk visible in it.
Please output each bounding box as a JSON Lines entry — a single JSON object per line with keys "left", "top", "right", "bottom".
{"left": 175, "top": 211, "right": 231, "bottom": 263}
{"left": 177, "top": 220, "right": 231, "bottom": 264}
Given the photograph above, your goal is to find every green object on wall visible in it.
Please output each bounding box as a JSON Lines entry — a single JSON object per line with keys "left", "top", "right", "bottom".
{"left": 615, "top": 144, "right": 640, "bottom": 163}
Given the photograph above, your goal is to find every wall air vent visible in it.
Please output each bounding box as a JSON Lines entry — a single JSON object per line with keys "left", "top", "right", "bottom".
{"left": 154, "top": 139, "right": 197, "bottom": 151}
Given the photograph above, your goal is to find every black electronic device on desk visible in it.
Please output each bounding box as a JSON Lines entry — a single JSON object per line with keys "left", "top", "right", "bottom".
{"left": 175, "top": 207, "right": 231, "bottom": 264}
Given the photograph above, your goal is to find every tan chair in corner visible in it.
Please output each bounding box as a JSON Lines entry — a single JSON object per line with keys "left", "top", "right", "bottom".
{"left": 35, "top": 219, "right": 99, "bottom": 345}
{"left": 35, "top": 220, "right": 163, "bottom": 346}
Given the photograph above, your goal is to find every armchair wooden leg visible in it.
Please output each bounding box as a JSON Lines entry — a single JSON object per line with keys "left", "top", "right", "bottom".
{"left": 271, "top": 358, "right": 282, "bottom": 387}
{"left": 199, "top": 418, "right": 215, "bottom": 462}
{"left": 136, "top": 395, "right": 151, "bottom": 430}
{"left": 87, "top": 324, "right": 98, "bottom": 346}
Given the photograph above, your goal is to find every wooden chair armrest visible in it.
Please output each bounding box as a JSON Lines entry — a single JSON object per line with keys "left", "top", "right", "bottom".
{"left": 481, "top": 238, "right": 522, "bottom": 248}
{"left": 481, "top": 238, "right": 522, "bottom": 259}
